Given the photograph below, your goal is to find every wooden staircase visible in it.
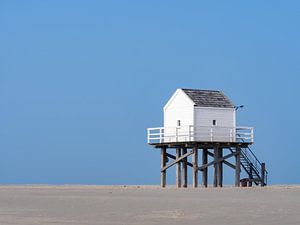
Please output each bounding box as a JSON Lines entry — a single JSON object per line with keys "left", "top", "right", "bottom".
{"left": 230, "top": 147, "right": 267, "bottom": 186}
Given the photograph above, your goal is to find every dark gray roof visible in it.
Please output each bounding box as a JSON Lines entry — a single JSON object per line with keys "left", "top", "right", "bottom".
{"left": 182, "top": 89, "right": 235, "bottom": 108}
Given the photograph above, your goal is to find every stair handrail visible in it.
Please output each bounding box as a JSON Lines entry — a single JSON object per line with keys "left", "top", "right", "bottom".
{"left": 236, "top": 132, "right": 268, "bottom": 184}
{"left": 241, "top": 148, "right": 260, "bottom": 175}
{"left": 245, "top": 147, "right": 262, "bottom": 167}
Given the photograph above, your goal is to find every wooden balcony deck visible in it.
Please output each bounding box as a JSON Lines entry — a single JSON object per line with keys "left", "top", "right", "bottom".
{"left": 147, "top": 125, "right": 254, "bottom": 145}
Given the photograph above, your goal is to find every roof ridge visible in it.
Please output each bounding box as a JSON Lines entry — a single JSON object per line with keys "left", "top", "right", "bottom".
{"left": 181, "top": 88, "right": 221, "bottom": 92}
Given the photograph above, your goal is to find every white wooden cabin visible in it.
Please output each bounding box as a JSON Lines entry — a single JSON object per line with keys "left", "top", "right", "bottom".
{"left": 148, "top": 88, "right": 253, "bottom": 143}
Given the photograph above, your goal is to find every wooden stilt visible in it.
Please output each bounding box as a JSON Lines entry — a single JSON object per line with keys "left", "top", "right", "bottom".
{"left": 249, "top": 163, "right": 253, "bottom": 187}
{"left": 192, "top": 146, "right": 198, "bottom": 188}
{"left": 161, "top": 147, "right": 167, "bottom": 188}
{"left": 261, "top": 163, "right": 266, "bottom": 187}
{"left": 155, "top": 142, "right": 263, "bottom": 189}
{"left": 176, "top": 148, "right": 182, "bottom": 188}
{"left": 202, "top": 148, "right": 208, "bottom": 188}
{"left": 182, "top": 148, "right": 188, "bottom": 188}
{"left": 218, "top": 148, "right": 223, "bottom": 187}
{"left": 213, "top": 147, "right": 218, "bottom": 187}
{"left": 235, "top": 147, "right": 241, "bottom": 187}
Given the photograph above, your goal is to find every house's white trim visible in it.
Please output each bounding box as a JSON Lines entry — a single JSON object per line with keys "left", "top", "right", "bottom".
{"left": 163, "top": 89, "right": 194, "bottom": 112}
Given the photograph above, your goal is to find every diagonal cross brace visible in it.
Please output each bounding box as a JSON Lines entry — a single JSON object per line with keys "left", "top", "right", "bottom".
{"left": 161, "top": 150, "right": 193, "bottom": 172}
{"left": 206, "top": 150, "right": 236, "bottom": 170}
{"left": 166, "top": 153, "right": 194, "bottom": 168}
{"left": 198, "top": 152, "right": 237, "bottom": 171}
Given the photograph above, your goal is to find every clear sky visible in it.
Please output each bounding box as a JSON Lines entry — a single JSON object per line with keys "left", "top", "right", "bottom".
{"left": 0, "top": 1, "right": 299, "bottom": 185}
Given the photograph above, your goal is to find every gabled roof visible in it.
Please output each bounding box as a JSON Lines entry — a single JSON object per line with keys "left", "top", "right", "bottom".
{"left": 181, "top": 89, "right": 235, "bottom": 108}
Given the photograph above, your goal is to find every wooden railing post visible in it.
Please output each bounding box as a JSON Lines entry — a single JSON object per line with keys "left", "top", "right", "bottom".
{"left": 159, "top": 128, "right": 162, "bottom": 143}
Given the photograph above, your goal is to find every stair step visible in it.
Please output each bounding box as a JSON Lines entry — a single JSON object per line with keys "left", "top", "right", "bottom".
{"left": 230, "top": 147, "right": 267, "bottom": 186}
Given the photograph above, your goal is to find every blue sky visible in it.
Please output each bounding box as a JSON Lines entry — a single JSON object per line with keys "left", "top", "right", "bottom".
{"left": 0, "top": 1, "right": 299, "bottom": 185}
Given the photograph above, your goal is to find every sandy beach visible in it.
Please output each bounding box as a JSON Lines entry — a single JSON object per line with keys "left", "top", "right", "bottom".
{"left": 0, "top": 185, "right": 299, "bottom": 225}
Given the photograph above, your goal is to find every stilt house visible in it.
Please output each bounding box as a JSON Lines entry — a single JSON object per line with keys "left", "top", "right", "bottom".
{"left": 147, "top": 88, "right": 267, "bottom": 188}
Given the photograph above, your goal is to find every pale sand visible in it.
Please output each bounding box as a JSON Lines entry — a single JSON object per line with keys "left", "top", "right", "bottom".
{"left": 0, "top": 185, "right": 299, "bottom": 225}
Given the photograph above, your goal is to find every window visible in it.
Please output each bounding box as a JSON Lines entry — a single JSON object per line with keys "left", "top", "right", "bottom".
{"left": 213, "top": 120, "right": 216, "bottom": 126}
{"left": 177, "top": 120, "right": 181, "bottom": 126}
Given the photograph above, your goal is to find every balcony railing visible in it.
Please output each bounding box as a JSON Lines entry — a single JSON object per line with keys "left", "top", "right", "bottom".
{"left": 147, "top": 125, "right": 254, "bottom": 144}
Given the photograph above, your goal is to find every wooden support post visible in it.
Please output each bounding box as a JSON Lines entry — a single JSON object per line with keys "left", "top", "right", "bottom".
{"left": 261, "top": 163, "right": 266, "bottom": 187}
{"left": 192, "top": 146, "right": 198, "bottom": 188}
{"left": 176, "top": 148, "right": 182, "bottom": 188}
{"left": 235, "top": 147, "right": 241, "bottom": 187}
{"left": 249, "top": 163, "right": 253, "bottom": 187}
{"left": 182, "top": 148, "right": 188, "bottom": 188}
{"left": 206, "top": 150, "right": 235, "bottom": 169}
{"left": 202, "top": 148, "right": 208, "bottom": 188}
{"left": 218, "top": 148, "right": 223, "bottom": 187}
{"left": 161, "top": 147, "right": 167, "bottom": 188}
{"left": 213, "top": 147, "right": 218, "bottom": 187}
